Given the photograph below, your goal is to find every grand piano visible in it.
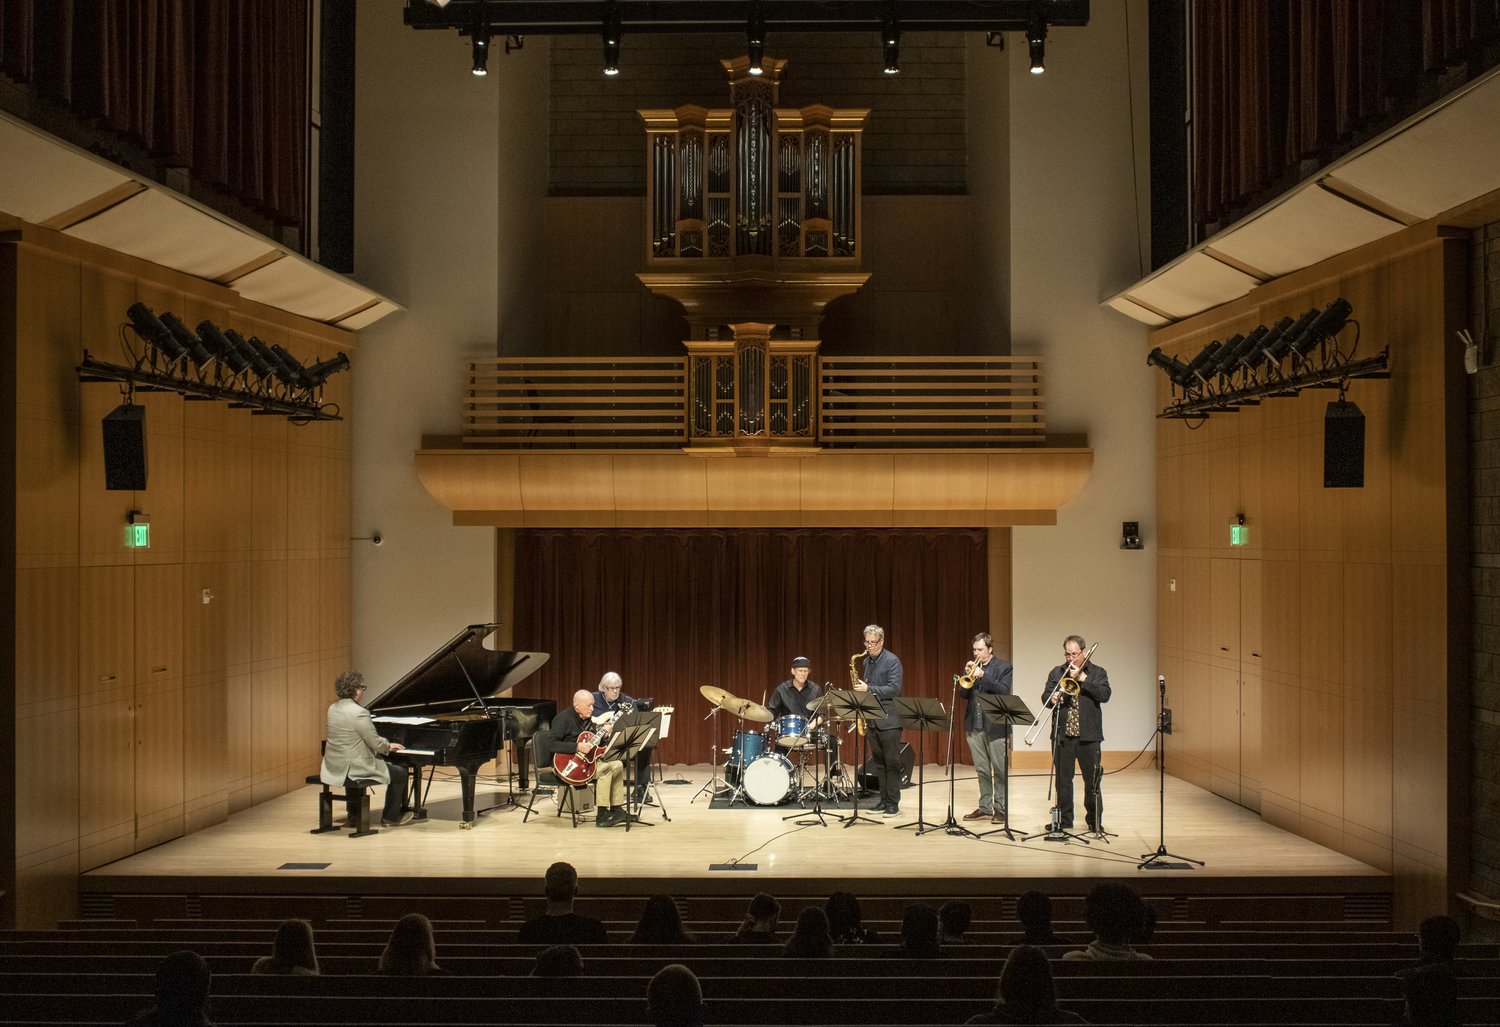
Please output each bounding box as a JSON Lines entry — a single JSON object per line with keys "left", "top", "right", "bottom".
{"left": 367, "top": 624, "right": 554, "bottom": 829}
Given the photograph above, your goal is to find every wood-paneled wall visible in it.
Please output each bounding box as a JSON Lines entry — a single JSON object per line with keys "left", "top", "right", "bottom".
{"left": 3, "top": 220, "right": 355, "bottom": 928}
{"left": 1152, "top": 225, "right": 1469, "bottom": 927}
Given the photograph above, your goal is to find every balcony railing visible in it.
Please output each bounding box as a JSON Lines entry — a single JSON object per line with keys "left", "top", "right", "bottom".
{"left": 463, "top": 355, "right": 1045, "bottom": 450}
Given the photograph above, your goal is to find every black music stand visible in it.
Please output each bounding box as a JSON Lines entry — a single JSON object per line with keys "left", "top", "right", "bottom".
{"left": 620, "top": 710, "right": 670, "bottom": 823}
{"left": 825, "top": 689, "right": 885, "bottom": 828}
{"left": 603, "top": 721, "right": 657, "bottom": 832}
{"left": 893, "top": 696, "right": 947, "bottom": 834}
{"left": 974, "top": 693, "right": 1033, "bottom": 842}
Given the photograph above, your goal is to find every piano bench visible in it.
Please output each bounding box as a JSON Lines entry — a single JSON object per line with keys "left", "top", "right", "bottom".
{"left": 309, "top": 776, "right": 381, "bottom": 837}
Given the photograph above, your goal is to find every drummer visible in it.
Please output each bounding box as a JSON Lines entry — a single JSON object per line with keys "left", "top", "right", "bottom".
{"left": 768, "top": 657, "right": 822, "bottom": 745}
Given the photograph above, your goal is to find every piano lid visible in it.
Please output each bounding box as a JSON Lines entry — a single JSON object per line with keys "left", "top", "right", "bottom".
{"left": 365, "top": 624, "right": 549, "bottom": 716}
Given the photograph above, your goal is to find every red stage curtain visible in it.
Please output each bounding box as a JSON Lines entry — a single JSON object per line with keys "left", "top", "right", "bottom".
{"left": 0, "top": 0, "right": 307, "bottom": 228}
{"left": 1189, "top": 1, "right": 1500, "bottom": 230}
{"left": 513, "top": 528, "right": 990, "bottom": 768}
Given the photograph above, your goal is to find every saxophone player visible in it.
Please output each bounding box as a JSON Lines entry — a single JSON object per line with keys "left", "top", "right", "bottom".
{"left": 1042, "top": 636, "right": 1111, "bottom": 832}
{"left": 853, "top": 624, "right": 904, "bottom": 817}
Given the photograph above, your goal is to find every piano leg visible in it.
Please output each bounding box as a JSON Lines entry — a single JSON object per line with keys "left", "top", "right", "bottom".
{"left": 407, "top": 765, "right": 430, "bottom": 822}
{"left": 458, "top": 767, "right": 479, "bottom": 829}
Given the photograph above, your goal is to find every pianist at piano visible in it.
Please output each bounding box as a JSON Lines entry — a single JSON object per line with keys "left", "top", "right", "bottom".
{"left": 320, "top": 671, "right": 412, "bottom": 828}
{"left": 543, "top": 690, "right": 631, "bottom": 827}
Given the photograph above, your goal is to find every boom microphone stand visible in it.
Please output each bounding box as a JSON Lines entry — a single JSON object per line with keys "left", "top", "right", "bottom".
{"left": 1138, "top": 675, "right": 1204, "bottom": 870}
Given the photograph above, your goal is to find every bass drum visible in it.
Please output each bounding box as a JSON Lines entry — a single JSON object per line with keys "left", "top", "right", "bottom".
{"left": 742, "top": 752, "right": 795, "bottom": 806}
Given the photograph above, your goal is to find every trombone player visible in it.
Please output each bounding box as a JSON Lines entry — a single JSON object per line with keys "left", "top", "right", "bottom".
{"left": 1042, "top": 635, "right": 1111, "bottom": 832}
{"left": 961, "top": 633, "right": 1014, "bottom": 825}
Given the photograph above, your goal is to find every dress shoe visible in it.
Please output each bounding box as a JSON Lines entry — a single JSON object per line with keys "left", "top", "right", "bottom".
{"left": 595, "top": 808, "right": 618, "bottom": 828}
{"left": 962, "top": 808, "right": 991, "bottom": 821}
{"left": 380, "top": 811, "right": 414, "bottom": 828}
{"left": 991, "top": 811, "right": 1007, "bottom": 825}
{"left": 882, "top": 805, "right": 900, "bottom": 818}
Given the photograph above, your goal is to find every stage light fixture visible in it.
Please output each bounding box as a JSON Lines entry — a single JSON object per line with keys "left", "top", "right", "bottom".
{"left": 127, "top": 302, "right": 187, "bottom": 362}
{"left": 1181, "top": 340, "right": 1223, "bottom": 386}
{"left": 303, "top": 352, "right": 351, "bottom": 387}
{"left": 747, "top": 0, "right": 766, "bottom": 73}
{"left": 1288, "top": 297, "right": 1353, "bottom": 359}
{"left": 472, "top": 29, "right": 490, "bottom": 75}
{"left": 159, "top": 311, "right": 215, "bottom": 370}
{"left": 882, "top": 2, "right": 901, "bottom": 74}
{"left": 602, "top": 0, "right": 622, "bottom": 75}
{"left": 1268, "top": 308, "right": 1321, "bottom": 364}
{"left": 225, "top": 329, "right": 274, "bottom": 380}
{"left": 1146, "top": 347, "right": 1192, "bottom": 387}
{"left": 1026, "top": 7, "right": 1047, "bottom": 74}
{"left": 1216, "top": 328, "right": 1262, "bottom": 375}
{"left": 197, "top": 321, "right": 248, "bottom": 375}
{"left": 270, "top": 343, "right": 311, "bottom": 388}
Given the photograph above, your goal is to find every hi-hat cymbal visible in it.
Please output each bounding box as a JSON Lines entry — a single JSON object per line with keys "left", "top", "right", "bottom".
{"left": 699, "top": 684, "right": 736, "bottom": 708}
{"left": 727, "top": 698, "right": 773, "bottom": 724}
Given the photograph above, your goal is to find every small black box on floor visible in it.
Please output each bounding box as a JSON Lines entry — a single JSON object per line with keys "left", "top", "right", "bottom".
{"left": 1323, "top": 399, "right": 1364, "bottom": 489}
{"left": 859, "top": 742, "right": 915, "bottom": 789}
{"left": 102, "top": 404, "right": 148, "bottom": 491}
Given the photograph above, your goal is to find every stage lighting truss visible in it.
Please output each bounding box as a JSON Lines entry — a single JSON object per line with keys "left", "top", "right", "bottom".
{"left": 77, "top": 303, "right": 349, "bottom": 423}
{"left": 1148, "top": 298, "right": 1389, "bottom": 421}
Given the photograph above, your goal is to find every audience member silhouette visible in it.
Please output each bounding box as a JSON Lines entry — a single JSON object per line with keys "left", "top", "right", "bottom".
{"left": 735, "top": 892, "right": 781, "bottom": 943}
{"left": 895, "top": 903, "right": 942, "bottom": 959}
{"left": 124, "top": 950, "right": 214, "bottom": 1026}
{"left": 647, "top": 963, "right": 707, "bottom": 1027}
{"left": 631, "top": 894, "right": 696, "bottom": 945}
{"left": 1398, "top": 915, "right": 1463, "bottom": 980}
{"left": 530, "top": 944, "right": 585, "bottom": 978}
{"left": 1062, "top": 883, "right": 1151, "bottom": 961}
{"left": 966, "top": 945, "right": 1089, "bottom": 1025}
{"left": 1016, "top": 890, "right": 1072, "bottom": 945}
{"left": 250, "top": 918, "right": 318, "bottom": 976}
{"left": 782, "top": 906, "right": 834, "bottom": 958}
{"left": 826, "top": 890, "right": 879, "bottom": 944}
{"left": 1399, "top": 962, "right": 1462, "bottom": 1026}
{"left": 376, "top": 913, "right": 446, "bottom": 976}
{"left": 940, "top": 900, "right": 974, "bottom": 944}
{"left": 518, "top": 861, "right": 609, "bottom": 944}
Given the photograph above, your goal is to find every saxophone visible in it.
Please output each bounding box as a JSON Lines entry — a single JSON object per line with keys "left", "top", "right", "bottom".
{"left": 848, "top": 652, "right": 866, "bottom": 736}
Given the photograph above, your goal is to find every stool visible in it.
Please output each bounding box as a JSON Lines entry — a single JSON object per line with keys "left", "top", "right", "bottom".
{"left": 309, "top": 774, "right": 381, "bottom": 837}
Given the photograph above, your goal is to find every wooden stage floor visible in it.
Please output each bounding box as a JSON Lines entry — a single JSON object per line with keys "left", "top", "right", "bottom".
{"left": 82, "top": 765, "right": 1387, "bottom": 904}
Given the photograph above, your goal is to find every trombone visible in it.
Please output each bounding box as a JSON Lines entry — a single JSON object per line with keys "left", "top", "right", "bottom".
{"left": 1023, "top": 642, "right": 1097, "bottom": 747}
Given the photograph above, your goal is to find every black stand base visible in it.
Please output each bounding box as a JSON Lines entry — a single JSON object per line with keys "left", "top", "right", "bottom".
{"left": 1138, "top": 844, "right": 1203, "bottom": 870}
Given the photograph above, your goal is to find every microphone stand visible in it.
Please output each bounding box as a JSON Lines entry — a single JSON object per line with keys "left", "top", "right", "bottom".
{"left": 936, "top": 675, "right": 980, "bottom": 839}
{"left": 1139, "top": 674, "right": 1204, "bottom": 869}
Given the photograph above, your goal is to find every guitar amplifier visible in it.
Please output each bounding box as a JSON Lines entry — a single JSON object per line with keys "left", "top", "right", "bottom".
{"left": 858, "top": 742, "right": 915, "bottom": 789}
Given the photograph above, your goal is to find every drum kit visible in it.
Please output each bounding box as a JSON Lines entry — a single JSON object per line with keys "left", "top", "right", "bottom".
{"left": 692, "top": 684, "right": 848, "bottom": 807}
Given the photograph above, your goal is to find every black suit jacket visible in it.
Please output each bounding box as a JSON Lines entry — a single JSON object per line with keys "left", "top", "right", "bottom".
{"left": 963, "top": 657, "right": 1015, "bottom": 737}
{"left": 1042, "top": 661, "right": 1111, "bottom": 743}
{"left": 862, "top": 649, "right": 904, "bottom": 731}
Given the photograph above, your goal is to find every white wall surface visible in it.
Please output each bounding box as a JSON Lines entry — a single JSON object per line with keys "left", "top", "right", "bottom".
{"left": 1006, "top": 1, "right": 1160, "bottom": 752}
{"left": 350, "top": 7, "right": 549, "bottom": 688}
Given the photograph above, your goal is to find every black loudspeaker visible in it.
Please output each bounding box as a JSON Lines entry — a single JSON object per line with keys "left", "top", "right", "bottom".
{"left": 859, "top": 742, "right": 915, "bottom": 789}
{"left": 102, "top": 404, "right": 148, "bottom": 491}
{"left": 1323, "top": 400, "right": 1365, "bottom": 489}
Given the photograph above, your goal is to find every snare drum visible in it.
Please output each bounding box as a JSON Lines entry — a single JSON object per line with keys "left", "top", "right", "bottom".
{"left": 774, "top": 714, "right": 808, "bottom": 747}
{"left": 742, "top": 752, "right": 795, "bottom": 806}
{"left": 727, "top": 728, "right": 765, "bottom": 767}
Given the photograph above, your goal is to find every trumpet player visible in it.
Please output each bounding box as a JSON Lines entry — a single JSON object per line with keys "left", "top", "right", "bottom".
{"left": 1042, "top": 636, "right": 1111, "bottom": 832}
{"left": 962, "top": 633, "right": 1014, "bottom": 825}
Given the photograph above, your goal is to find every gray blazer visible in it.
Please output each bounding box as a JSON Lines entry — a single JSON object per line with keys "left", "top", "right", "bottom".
{"left": 320, "top": 698, "right": 392, "bottom": 786}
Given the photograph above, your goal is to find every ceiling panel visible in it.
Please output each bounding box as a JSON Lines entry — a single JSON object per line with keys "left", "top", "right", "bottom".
{"left": 1123, "top": 252, "right": 1260, "bottom": 322}
{"left": 0, "top": 114, "right": 132, "bottom": 223}
{"left": 1210, "top": 185, "right": 1404, "bottom": 279}
{"left": 232, "top": 254, "right": 385, "bottom": 323}
{"left": 64, "top": 189, "right": 280, "bottom": 281}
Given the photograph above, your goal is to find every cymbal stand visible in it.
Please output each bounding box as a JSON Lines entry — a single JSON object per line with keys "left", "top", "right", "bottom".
{"left": 690, "top": 706, "right": 731, "bottom": 804}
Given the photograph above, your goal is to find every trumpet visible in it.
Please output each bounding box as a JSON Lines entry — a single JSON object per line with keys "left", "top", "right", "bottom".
{"left": 1023, "top": 643, "right": 1097, "bottom": 747}
{"left": 959, "top": 657, "right": 981, "bottom": 689}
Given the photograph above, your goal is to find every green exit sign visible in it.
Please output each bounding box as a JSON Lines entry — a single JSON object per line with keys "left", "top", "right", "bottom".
{"left": 1230, "top": 523, "right": 1247, "bottom": 547}
{"left": 126, "top": 513, "right": 151, "bottom": 549}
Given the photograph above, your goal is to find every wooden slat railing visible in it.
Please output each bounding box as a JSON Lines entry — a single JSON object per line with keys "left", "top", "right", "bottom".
{"left": 462, "top": 355, "right": 1045, "bottom": 450}
{"left": 464, "top": 358, "right": 688, "bottom": 449}
{"left": 818, "top": 356, "right": 1045, "bottom": 447}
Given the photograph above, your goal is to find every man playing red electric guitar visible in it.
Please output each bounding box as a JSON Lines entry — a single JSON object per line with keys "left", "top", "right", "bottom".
{"left": 543, "top": 689, "right": 630, "bottom": 828}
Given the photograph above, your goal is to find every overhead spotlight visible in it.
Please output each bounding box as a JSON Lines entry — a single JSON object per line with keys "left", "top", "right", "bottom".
{"left": 225, "top": 329, "right": 275, "bottom": 380}
{"left": 1026, "top": 6, "right": 1047, "bottom": 75}
{"left": 747, "top": 0, "right": 766, "bottom": 74}
{"left": 882, "top": 2, "right": 901, "bottom": 75}
{"left": 245, "top": 335, "right": 284, "bottom": 383}
{"left": 1288, "top": 297, "right": 1353, "bottom": 359}
{"left": 196, "top": 321, "right": 248, "bottom": 375}
{"left": 1181, "top": 340, "right": 1223, "bottom": 387}
{"left": 471, "top": 29, "right": 490, "bottom": 76}
{"left": 270, "top": 343, "right": 311, "bottom": 388}
{"left": 159, "top": 311, "right": 215, "bottom": 370}
{"left": 602, "top": 0, "right": 622, "bottom": 76}
{"left": 1265, "top": 309, "right": 1319, "bottom": 365}
{"left": 303, "top": 352, "right": 351, "bottom": 387}
{"left": 126, "top": 302, "right": 186, "bottom": 362}
{"left": 1146, "top": 347, "right": 1192, "bottom": 388}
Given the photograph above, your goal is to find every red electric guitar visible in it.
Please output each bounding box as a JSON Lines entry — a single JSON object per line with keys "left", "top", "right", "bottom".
{"left": 552, "top": 702, "right": 632, "bottom": 785}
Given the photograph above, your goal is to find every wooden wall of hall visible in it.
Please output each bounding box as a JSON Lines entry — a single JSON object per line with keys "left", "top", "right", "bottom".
{"left": 2, "top": 219, "right": 355, "bottom": 929}
{"left": 1151, "top": 225, "right": 1469, "bottom": 926}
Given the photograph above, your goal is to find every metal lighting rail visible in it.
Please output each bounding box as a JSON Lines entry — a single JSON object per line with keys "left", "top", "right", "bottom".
{"left": 78, "top": 354, "right": 343, "bottom": 422}
{"left": 1158, "top": 351, "right": 1391, "bottom": 420}
{"left": 404, "top": 1, "right": 1091, "bottom": 35}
